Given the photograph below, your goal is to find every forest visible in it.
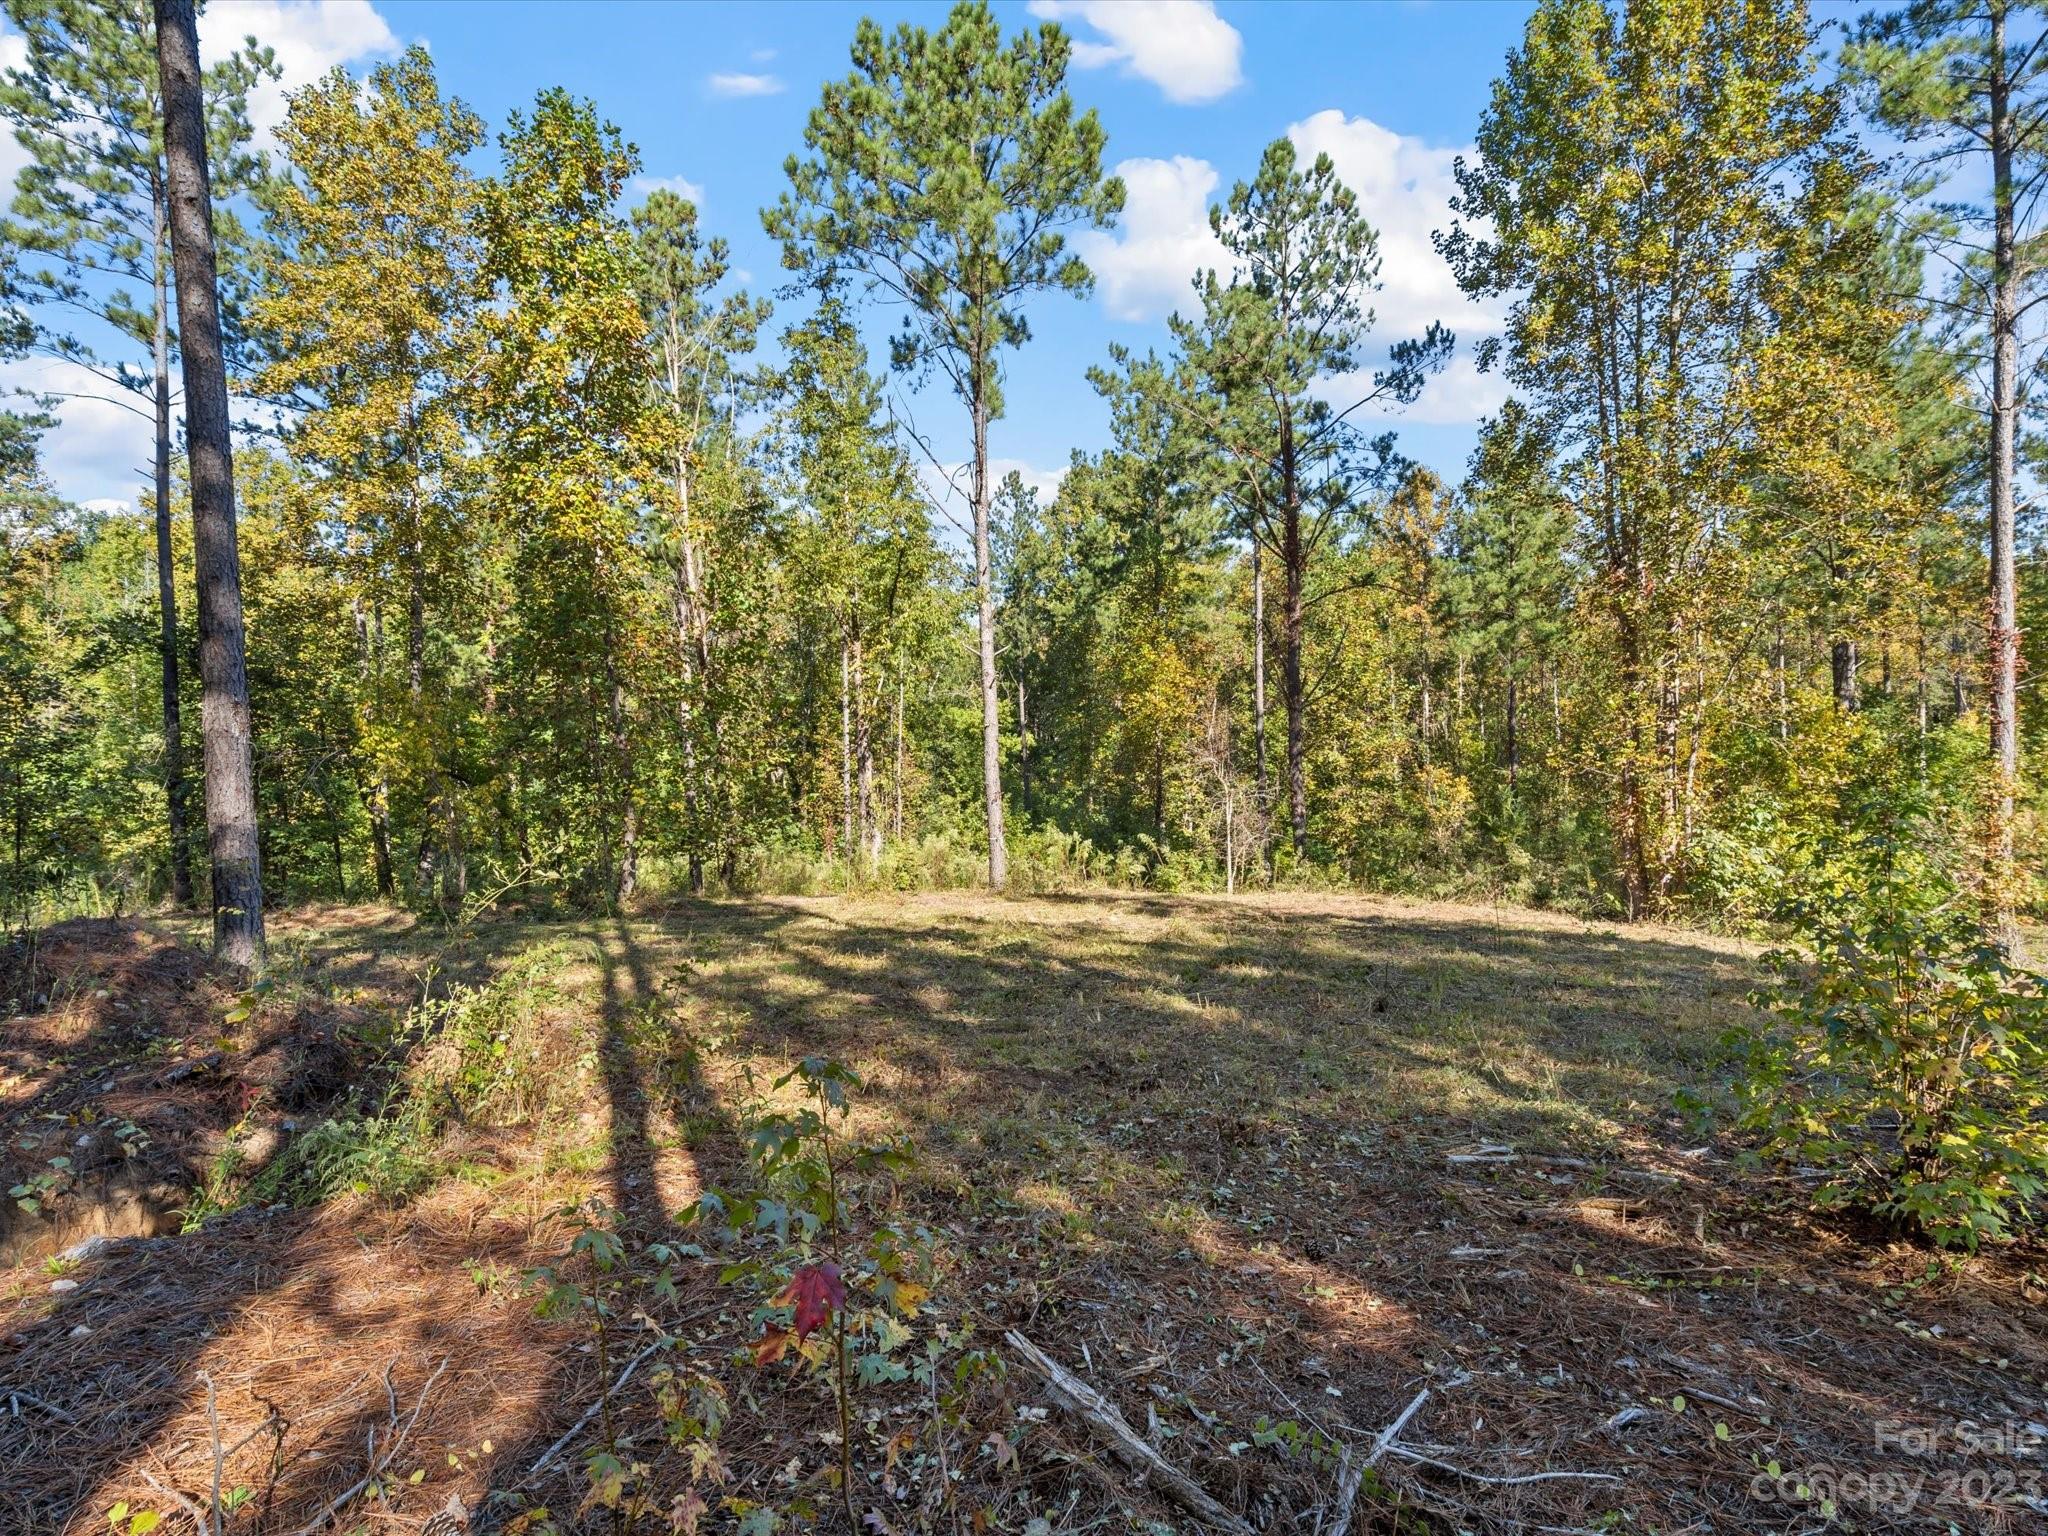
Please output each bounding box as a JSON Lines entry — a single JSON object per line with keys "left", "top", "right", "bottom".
{"left": 5, "top": 1, "right": 2048, "bottom": 1534}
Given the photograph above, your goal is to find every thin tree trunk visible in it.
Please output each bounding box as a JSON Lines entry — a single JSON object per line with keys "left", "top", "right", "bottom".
{"left": 1504, "top": 675, "right": 1519, "bottom": 792}
{"left": 354, "top": 598, "right": 395, "bottom": 899}
{"left": 157, "top": 0, "right": 263, "bottom": 967}
{"left": 855, "top": 638, "right": 878, "bottom": 865}
{"left": 893, "top": 670, "right": 905, "bottom": 841}
{"left": 1277, "top": 408, "right": 1308, "bottom": 864}
{"left": 151, "top": 209, "right": 194, "bottom": 907}
{"left": 608, "top": 666, "right": 637, "bottom": 904}
{"left": 1988, "top": 0, "right": 2023, "bottom": 947}
{"left": 971, "top": 386, "right": 1008, "bottom": 888}
{"left": 1251, "top": 538, "right": 1271, "bottom": 881}
{"left": 840, "top": 634, "right": 855, "bottom": 857}
{"left": 1831, "top": 637, "right": 1859, "bottom": 711}
{"left": 1015, "top": 673, "right": 1031, "bottom": 816}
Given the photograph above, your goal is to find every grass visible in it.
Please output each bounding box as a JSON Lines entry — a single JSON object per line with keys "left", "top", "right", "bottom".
{"left": 8, "top": 890, "right": 2045, "bottom": 1535}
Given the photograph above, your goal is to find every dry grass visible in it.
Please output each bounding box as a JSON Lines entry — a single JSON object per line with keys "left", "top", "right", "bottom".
{"left": 5, "top": 890, "right": 2046, "bottom": 1534}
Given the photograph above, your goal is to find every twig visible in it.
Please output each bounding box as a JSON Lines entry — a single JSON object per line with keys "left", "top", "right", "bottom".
{"left": 1382, "top": 1445, "right": 1624, "bottom": 1487}
{"left": 138, "top": 1468, "right": 214, "bottom": 1536}
{"left": 283, "top": 1354, "right": 448, "bottom": 1536}
{"left": 524, "top": 1335, "right": 669, "bottom": 1481}
{"left": 1005, "top": 1330, "right": 1254, "bottom": 1536}
{"left": 2, "top": 1387, "right": 78, "bottom": 1423}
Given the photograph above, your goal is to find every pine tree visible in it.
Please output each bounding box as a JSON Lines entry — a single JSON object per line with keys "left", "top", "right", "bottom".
{"left": 156, "top": 0, "right": 263, "bottom": 965}
{"left": 1, "top": 0, "right": 273, "bottom": 906}
{"left": 1177, "top": 136, "right": 1450, "bottom": 864}
{"left": 1846, "top": 0, "right": 2048, "bottom": 941}
{"left": 766, "top": 0, "right": 1124, "bottom": 889}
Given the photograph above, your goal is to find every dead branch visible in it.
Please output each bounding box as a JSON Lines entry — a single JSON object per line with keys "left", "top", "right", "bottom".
{"left": 1329, "top": 1387, "right": 1429, "bottom": 1536}
{"left": 524, "top": 1334, "right": 670, "bottom": 1482}
{"left": 1004, "top": 1330, "right": 1254, "bottom": 1536}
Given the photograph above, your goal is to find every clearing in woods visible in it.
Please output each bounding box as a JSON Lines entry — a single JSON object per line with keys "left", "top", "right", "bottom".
{"left": 4, "top": 892, "right": 2045, "bottom": 1534}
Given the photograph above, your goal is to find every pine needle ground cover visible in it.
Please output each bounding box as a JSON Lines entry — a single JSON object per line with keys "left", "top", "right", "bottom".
{"left": 5, "top": 893, "right": 2045, "bottom": 1534}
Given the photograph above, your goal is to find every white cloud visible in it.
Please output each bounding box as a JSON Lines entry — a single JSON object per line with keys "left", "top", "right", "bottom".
{"left": 919, "top": 457, "right": 1069, "bottom": 531}
{"left": 198, "top": 0, "right": 401, "bottom": 147}
{"left": 750, "top": 47, "right": 777, "bottom": 64}
{"left": 1073, "top": 155, "right": 1231, "bottom": 323}
{"left": 0, "top": 357, "right": 152, "bottom": 509}
{"left": 707, "top": 71, "right": 783, "bottom": 98}
{"left": 1286, "top": 109, "right": 1498, "bottom": 346}
{"left": 1027, "top": 1, "right": 1243, "bottom": 105}
{"left": 1286, "top": 109, "right": 1503, "bottom": 426}
{"left": 1333, "top": 351, "right": 1511, "bottom": 428}
{"left": 631, "top": 173, "right": 705, "bottom": 205}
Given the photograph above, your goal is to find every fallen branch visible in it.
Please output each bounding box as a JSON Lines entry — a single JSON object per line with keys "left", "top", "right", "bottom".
{"left": 525, "top": 1334, "right": 669, "bottom": 1481}
{"left": 1383, "top": 1444, "right": 1623, "bottom": 1487}
{"left": 1329, "top": 1388, "right": 1429, "bottom": 1536}
{"left": 1004, "top": 1330, "right": 1254, "bottom": 1536}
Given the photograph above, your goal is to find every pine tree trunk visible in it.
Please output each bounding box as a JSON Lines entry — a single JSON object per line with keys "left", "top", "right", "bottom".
{"left": 1988, "top": 0, "right": 2023, "bottom": 948}
{"left": 840, "top": 635, "right": 855, "bottom": 857}
{"left": 151, "top": 211, "right": 193, "bottom": 907}
{"left": 972, "top": 386, "right": 1008, "bottom": 888}
{"left": 157, "top": 0, "right": 263, "bottom": 967}
{"left": 1504, "top": 675, "right": 1518, "bottom": 792}
{"left": 1279, "top": 412, "right": 1307, "bottom": 864}
{"left": 1252, "top": 540, "right": 1271, "bottom": 881}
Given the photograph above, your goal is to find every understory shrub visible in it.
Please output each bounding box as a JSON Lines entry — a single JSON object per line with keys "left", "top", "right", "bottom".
{"left": 1727, "top": 837, "right": 2048, "bottom": 1248}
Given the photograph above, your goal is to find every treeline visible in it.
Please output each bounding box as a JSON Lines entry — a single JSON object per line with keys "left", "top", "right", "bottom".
{"left": 0, "top": 0, "right": 2040, "bottom": 928}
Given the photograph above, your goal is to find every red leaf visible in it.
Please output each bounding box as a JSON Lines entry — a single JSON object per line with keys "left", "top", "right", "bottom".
{"left": 774, "top": 1261, "right": 845, "bottom": 1341}
{"left": 752, "top": 1326, "right": 792, "bottom": 1367}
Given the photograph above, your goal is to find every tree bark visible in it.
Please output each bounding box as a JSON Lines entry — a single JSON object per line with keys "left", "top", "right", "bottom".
{"left": 839, "top": 635, "right": 855, "bottom": 857}
{"left": 1251, "top": 539, "right": 1271, "bottom": 882}
{"left": 1278, "top": 411, "right": 1308, "bottom": 864}
{"left": 1830, "top": 637, "right": 1859, "bottom": 712}
{"left": 151, "top": 205, "right": 193, "bottom": 907}
{"left": 972, "top": 386, "right": 1008, "bottom": 888}
{"left": 1504, "top": 675, "right": 1519, "bottom": 792}
{"left": 1988, "top": 0, "right": 2023, "bottom": 947}
{"left": 157, "top": 0, "right": 263, "bottom": 968}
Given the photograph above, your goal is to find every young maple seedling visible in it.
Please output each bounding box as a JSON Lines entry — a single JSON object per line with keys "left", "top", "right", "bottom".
{"left": 527, "top": 1200, "right": 697, "bottom": 1531}
{"left": 691, "top": 1056, "right": 931, "bottom": 1531}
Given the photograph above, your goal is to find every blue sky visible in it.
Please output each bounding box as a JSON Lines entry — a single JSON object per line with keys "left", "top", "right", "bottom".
{"left": 7, "top": 0, "right": 1551, "bottom": 510}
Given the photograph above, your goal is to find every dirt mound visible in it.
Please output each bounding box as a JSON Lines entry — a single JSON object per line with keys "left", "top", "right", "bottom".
{"left": 1, "top": 919, "right": 372, "bottom": 1266}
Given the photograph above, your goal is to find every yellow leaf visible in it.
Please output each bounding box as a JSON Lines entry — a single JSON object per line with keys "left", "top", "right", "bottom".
{"left": 892, "top": 1281, "right": 929, "bottom": 1316}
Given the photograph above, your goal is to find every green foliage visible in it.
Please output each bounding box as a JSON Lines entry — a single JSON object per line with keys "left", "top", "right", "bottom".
{"left": 1729, "top": 837, "right": 2048, "bottom": 1248}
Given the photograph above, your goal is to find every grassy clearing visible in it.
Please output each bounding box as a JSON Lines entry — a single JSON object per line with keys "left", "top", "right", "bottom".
{"left": 6, "top": 892, "right": 2045, "bottom": 1535}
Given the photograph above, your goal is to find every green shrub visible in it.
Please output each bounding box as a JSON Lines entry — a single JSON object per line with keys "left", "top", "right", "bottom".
{"left": 1729, "top": 842, "right": 2048, "bottom": 1248}
{"left": 244, "top": 1105, "right": 443, "bottom": 1206}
